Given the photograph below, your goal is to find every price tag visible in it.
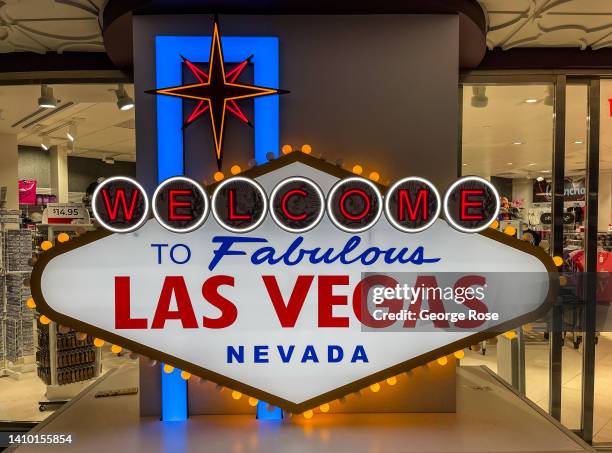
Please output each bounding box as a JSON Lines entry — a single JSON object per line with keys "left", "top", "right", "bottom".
{"left": 45, "top": 203, "right": 88, "bottom": 224}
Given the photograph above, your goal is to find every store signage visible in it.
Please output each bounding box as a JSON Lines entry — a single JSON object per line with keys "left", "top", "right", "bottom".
{"left": 540, "top": 212, "right": 575, "bottom": 225}
{"left": 31, "top": 154, "right": 556, "bottom": 412}
{"left": 533, "top": 176, "right": 586, "bottom": 203}
{"left": 147, "top": 17, "right": 287, "bottom": 169}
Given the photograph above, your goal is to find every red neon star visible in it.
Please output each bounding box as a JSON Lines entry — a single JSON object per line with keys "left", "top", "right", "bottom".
{"left": 182, "top": 55, "right": 253, "bottom": 127}
{"left": 147, "top": 18, "right": 288, "bottom": 170}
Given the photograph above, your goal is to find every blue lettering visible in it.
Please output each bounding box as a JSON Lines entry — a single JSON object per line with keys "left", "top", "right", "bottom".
{"left": 301, "top": 345, "right": 319, "bottom": 363}
{"left": 351, "top": 345, "right": 369, "bottom": 363}
{"left": 227, "top": 345, "right": 244, "bottom": 363}
{"left": 209, "top": 236, "right": 268, "bottom": 271}
{"left": 151, "top": 243, "right": 168, "bottom": 264}
{"left": 277, "top": 345, "right": 295, "bottom": 363}
{"left": 169, "top": 243, "right": 191, "bottom": 264}
{"left": 254, "top": 345, "right": 269, "bottom": 363}
{"left": 208, "top": 235, "right": 440, "bottom": 270}
{"left": 328, "top": 345, "right": 344, "bottom": 363}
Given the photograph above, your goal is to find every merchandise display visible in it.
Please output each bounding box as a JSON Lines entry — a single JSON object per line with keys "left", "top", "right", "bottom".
{"left": 36, "top": 327, "right": 97, "bottom": 386}
{"left": 0, "top": 214, "right": 35, "bottom": 374}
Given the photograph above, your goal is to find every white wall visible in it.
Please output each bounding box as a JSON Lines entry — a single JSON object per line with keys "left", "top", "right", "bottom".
{"left": 0, "top": 133, "right": 18, "bottom": 209}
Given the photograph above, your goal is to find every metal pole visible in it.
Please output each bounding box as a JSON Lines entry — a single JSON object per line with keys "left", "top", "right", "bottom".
{"left": 581, "top": 78, "right": 600, "bottom": 443}
{"left": 549, "top": 75, "right": 566, "bottom": 421}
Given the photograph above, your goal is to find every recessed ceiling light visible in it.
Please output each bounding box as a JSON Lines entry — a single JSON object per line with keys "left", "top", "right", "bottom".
{"left": 541, "top": 170, "right": 551, "bottom": 173}
{"left": 462, "top": 163, "right": 468, "bottom": 166}
{"left": 512, "top": 141, "right": 524, "bottom": 145}
{"left": 528, "top": 163, "right": 536, "bottom": 166}
{"left": 507, "top": 162, "right": 513, "bottom": 165}
{"left": 573, "top": 140, "right": 583, "bottom": 144}
{"left": 536, "top": 176, "right": 545, "bottom": 182}
{"left": 524, "top": 99, "right": 538, "bottom": 104}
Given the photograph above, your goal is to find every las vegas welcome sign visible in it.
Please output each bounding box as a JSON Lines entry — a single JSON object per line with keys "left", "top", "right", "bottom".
{"left": 31, "top": 152, "right": 556, "bottom": 413}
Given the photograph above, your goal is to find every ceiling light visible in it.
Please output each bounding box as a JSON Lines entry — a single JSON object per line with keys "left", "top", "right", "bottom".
{"left": 115, "top": 84, "right": 134, "bottom": 111}
{"left": 67, "top": 123, "right": 77, "bottom": 142}
{"left": 40, "top": 134, "right": 50, "bottom": 150}
{"left": 512, "top": 141, "right": 524, "bottom": 145}
{"left": 102, "top": 157, "right": 115, "bottom": 165}
{"left": 470, "top": 86, "right": 488, "bottom": 108}
{"left": 38, "top": 85, "right": 57, "bottom": 109}
{"left": 573, "top": 140, "right": 583, "bottom": 144}
{"left": 528, "top": 163, "right": 536, "bottom": 166}
{"left": 540, "top": 170, "right": 551, "bottom": 173}
{"left": 507, "top": 162, "right": 513, "bottom": 165}
{"left": 536, "top": 176, "right": 545, "bottom": 182}
{"left": 524, "top": 98, "right": 538, "bottom": 104}
{"left": 462, "top": 163, "right": 468, "bottom": 166}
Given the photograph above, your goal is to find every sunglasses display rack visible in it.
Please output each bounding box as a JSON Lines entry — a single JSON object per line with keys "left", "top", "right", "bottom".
{"left": 0, "top": 211, "right": 36, "bottom": 379}
{"left": 35, "top": 223, "right": 100, "bottom": 402}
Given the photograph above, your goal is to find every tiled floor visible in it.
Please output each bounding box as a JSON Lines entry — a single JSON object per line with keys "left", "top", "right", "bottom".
{"left": 462, "top": 331, "right": 612, "bottom": 443}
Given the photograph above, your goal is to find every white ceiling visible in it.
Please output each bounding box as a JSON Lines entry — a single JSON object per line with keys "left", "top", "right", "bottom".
{"left": 462, "top": 80, "right": 612, "bottom": 178}
{"left": 0, "top": 83, "right": 135, "bottom": 161}
{"left": 0, "top": 0, "right": 104, "bottom": 54}
{"left": 480, "top": 0, "right": 612, "bottom": 50}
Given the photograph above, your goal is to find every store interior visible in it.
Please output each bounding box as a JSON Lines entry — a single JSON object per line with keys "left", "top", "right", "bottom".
{"left": 0, "top": 83, "right": 136, "bottom": 421}
{"left": 462, "top": 81, "right": 612, "bottom": 443}
{"left": 0, "top": 80, "right": 609, "bottom": 445}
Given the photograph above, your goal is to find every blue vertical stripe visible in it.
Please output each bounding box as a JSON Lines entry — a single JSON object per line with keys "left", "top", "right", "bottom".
{"left": 155, "top": 35, "right": 280, "bottom": 422}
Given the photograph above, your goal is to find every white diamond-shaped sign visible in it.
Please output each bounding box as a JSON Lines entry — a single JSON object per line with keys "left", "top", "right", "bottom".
{"left": 31, "top": 153, "right": 555, "bottom": 413}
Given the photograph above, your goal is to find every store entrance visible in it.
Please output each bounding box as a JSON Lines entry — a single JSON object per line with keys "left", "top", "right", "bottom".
{"left": 0, "top": 82, "right": 138, "bottom": 424}
{"left": 460, "top": 76, "right": 612, "bottom": 445}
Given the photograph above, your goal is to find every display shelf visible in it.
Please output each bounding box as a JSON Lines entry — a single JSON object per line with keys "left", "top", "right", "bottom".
{"left": 0, "top": 213, "right": 36, "bottom": 380}
{"left": 35, "top": 223, "right": 101, "bottom": 401}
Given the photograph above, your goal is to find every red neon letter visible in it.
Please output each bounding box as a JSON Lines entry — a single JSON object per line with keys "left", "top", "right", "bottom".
{"left": 202, "top": 275, "right": 237, "bottom": 328}
{"left": 339, "top": 189, "right": 370, "bottom": 221}
{"left": 460, "top": 189, "right": 484, "bottom": 221}
{"left": 228, "top": 189, "right": 251, "bottom": 220}
{"left": 151, "top": 276, "right": 198, "bottom": 329}
{"left": 263, "top": 275, "right": 314, "bottom": 327}
{"left": 281, "top": 189, "right": 307, "bottom": 221}
{"left": 101, "top": 188, "right": 139, "bottom": 221}
{"left": 318, "top": 275, "right": 349, "bottom": 327}
{"left": 114, "top": 276, "right": 148, "bottom": 329}
{"left": 168, "top": 189, "right": 193, "bottom": 221}
{"left": 398, "top": 189, "right": 428, "bottom": 221}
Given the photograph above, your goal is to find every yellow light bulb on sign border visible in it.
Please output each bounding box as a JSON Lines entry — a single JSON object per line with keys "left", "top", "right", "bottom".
{"left": 231, "top": 390, "right": 242, "bottom": 400}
